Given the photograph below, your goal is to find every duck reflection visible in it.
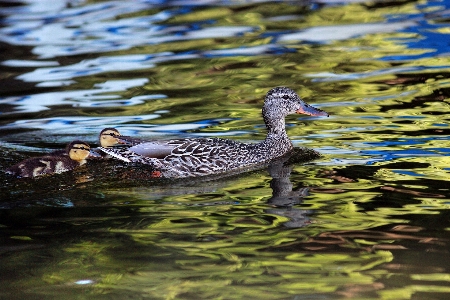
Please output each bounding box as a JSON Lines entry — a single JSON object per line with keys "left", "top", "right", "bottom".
{"left": 264, "top": 148, "right": 318, "bottom": 228}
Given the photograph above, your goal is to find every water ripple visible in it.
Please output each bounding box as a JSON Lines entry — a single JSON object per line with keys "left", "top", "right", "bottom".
{"left": 0, "top": 78, "right": 162, "bottom": 113}
{"left": 277, "top": 21, "right": 416, "bottom": 43}
{"left": 2, "top": 115, "right": 162, "bottom": 131}
{"left": 0, "top": 1, "right": 255, "bottom": 59}
{"left": 15, "top": 53, "right": 197, "bottom": 82}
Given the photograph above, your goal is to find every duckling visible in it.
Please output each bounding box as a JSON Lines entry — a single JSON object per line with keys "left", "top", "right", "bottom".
{"left": 99, "top": 127, "right": 123, "bottom": 148}
{"left": 92, "top": 128, "right": 133, "bottom": 159}
{"left": 98, "top": 127, "right": 149, "bottom": 148}
{"left": 6, "top": 140, "right": 97, "bottom": 178}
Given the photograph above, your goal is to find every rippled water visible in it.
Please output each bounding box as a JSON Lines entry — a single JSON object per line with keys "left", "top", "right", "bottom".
{"left": 1, "top": 0, "right": 450, "bottom": 299}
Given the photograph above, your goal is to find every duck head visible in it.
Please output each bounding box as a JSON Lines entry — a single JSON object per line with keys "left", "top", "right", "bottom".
{"left": 67, "top": 141, "right": 98, "bottom": 162}
{"left": 99, "top": 128, "right": 122, "bottom": 147}
{"left": 263, "top": 87, "right": 329, "bottom": 119}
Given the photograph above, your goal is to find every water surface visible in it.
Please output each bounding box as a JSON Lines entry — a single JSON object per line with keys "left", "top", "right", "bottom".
{"left": 1, "top": 0, "right": 450, "bottom": 299}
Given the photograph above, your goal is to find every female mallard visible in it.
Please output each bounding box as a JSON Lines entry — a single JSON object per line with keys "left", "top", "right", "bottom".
{"left": 99, "top": 87, "right": 328, "bottom": 178}
{"left": 6, "top": 141, "right": 97, "bottom": 178}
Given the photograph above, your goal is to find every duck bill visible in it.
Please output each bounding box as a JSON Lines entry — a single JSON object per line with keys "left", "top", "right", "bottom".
{"left": 296, "top": 103, "right": 329, "bottom": 117}
{"left": 116, "top": 135, "right": 141, "bottom": 146}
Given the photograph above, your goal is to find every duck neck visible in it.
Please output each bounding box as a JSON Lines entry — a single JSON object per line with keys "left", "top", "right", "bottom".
{"left": 262, "top": 115, "right": 293, "bottom": 152}
{"left": 262, "top": 105, "right": 289, "bottom": 137}
{"left": 266, "top": 118, "right": 288, "bottom": 137}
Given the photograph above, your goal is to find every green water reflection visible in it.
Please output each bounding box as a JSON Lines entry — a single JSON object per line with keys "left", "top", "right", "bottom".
{"left": 1, "top": 0, "right": 450, "bottom": 299}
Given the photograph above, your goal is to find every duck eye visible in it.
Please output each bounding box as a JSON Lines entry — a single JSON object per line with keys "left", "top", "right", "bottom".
{"left": 282, "top": 95, "right": 290, "bottom": 100}
{"left": 73, "top": 146, "right": 89, "bottom": 151}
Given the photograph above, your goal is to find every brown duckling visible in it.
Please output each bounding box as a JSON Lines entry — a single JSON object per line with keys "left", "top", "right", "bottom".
{"left": 99, "top": 127, "right": 123, "bottom": 148}
{"left": 6, "top": 140, "right": 98, "bottom": 178}
{"left": 98, "top": 127, "right": 147, "bottom": 147}
{"left": 93, "top": 128, "right": 130, "bottom": 159}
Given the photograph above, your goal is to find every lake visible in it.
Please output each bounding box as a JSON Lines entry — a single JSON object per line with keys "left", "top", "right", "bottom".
{"left": 1, "top": 0, "right": 450, "bottom": 299}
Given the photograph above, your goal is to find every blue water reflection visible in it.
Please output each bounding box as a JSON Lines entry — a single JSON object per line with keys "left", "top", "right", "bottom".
{"left": 10, "top": 53, "right": 199, "bottom": 83}
{"left": 0, "top": 78, "right": 161, "bottom": 113}
{"left": 383, "top": 0, "right": 450, "bottom": 60}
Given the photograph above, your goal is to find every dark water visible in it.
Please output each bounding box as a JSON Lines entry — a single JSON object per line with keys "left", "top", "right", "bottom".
{"left": 1, "top": 0, "right": 450, "bottom": 299}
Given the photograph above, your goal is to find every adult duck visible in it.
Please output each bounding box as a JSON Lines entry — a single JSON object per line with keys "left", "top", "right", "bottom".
{"left": 99, "top": 87, "right": 328, "bottom": 178}
{"left": 6, "top": 141, "right": 98, "bottom": 178}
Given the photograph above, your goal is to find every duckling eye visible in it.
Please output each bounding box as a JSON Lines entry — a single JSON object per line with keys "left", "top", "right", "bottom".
{"left": 103, "top": 132, "right": 117, "bottom": 137}
{"left": 73, "top": 146, "right": 89, "bottom": 151}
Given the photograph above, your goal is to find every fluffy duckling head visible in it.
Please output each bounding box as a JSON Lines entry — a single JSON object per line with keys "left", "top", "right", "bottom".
{"left": 66, "top": 140, "right": 93, "bottom": 163}
{"left": 99, "top": 128, "right": 121, "bottom": 147}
